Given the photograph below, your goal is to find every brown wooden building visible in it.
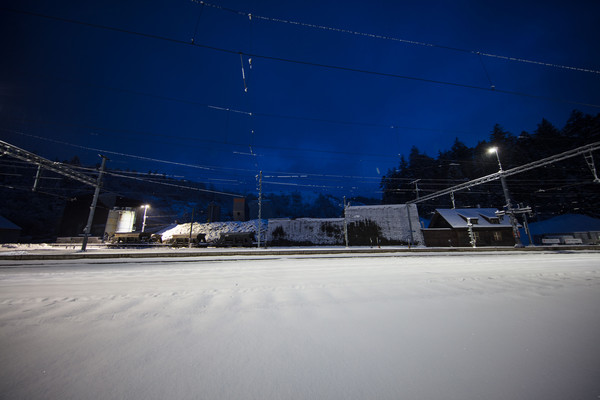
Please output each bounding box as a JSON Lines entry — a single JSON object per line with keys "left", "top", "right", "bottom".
{"left": 422, "top": 208, "right": 515, "bottom": 247}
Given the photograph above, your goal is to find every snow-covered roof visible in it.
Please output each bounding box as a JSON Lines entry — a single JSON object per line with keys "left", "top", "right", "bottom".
{"left": 0, "top": 216, "right": 21, "bottom": 231}
{"left": 431, "top": 208, "right": 511, "bottom": 229}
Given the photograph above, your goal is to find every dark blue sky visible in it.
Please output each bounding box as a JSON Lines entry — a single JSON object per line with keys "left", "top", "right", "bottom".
{"left": 1, "top": 0, "right": 599, "bottom": 198}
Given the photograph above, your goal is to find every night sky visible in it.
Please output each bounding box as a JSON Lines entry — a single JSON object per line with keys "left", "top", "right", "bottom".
{"left": 1, "top": 0, "right": 599, "bottom": 198}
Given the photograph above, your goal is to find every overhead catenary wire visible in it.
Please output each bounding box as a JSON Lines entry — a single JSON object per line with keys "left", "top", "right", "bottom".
{"left": 105, "top": 170, "right": 244, "bottom": 198}
{"left": 2, "top": 6, "right": 598, "bottom": 109}
{"left": 193, "top": 0, "right": 600, "bottom": 76}
{"left": 3, "top": 132, "right": 594, "bottom": 191}
{"left": 2, "top": 129, "right": 391, "bottom": 189}
{"left": 3, "top": 7, "right": 596, "bottom": 198}
{"left": 0, "top": 121, "right": 407, "bottom": 161}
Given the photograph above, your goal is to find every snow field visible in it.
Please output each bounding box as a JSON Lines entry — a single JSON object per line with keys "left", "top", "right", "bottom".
{"left": 0, "top": 252, "right": 599, "bottom": 399}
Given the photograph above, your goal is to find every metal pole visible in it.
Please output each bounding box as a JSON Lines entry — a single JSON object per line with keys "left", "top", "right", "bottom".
{"left": 406, "top": 204, "right": 414, "bottom": 247}
{"left": 141, "top": 206, "right": 149, "bottom": 232}
{"left": 343, "top": 196, "right": 349, "bottom": 248}
{"left": 499, "top": 173, "right": 521, "bottom": 246}
{"left": 467, "top": 217, "right": 476, "bottom": 248}
{"left": 81, "top": 155, "right": 107, "bottom": 252}
{"left": 188, "top": 208, "right": 195, "bottom": 248}
{"left": 521, "top": 207, "right": 534, "bottom": 246}
{"left": 32, "top": 165, "right": 42, "bottom": 192}
{"left": 410, "top": 179, "right": 421, "bottom": 200}
{"left": 257, "top": 171, "right": 262, "bottom": 248}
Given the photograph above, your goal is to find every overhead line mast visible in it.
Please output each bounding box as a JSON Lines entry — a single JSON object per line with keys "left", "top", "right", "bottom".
{"left": 1, "top": 140, "right": 107, "bottom": 251}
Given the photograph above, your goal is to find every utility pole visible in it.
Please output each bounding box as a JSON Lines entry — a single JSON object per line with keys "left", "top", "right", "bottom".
{"left": 81, "top": 155, "right": 108, "bottom": 252}
{"left": 257, "top": 171, "right": 262, "bottom": 248}
{"left": 188, "top": 207, "right": 195, "bottom": 248}
{"left": 467, "top": 217, "right": 476, "bottom": 248}
{"left": 406, "top": 204, "right": 415, "bottom": 247}
{"left": 488, "top": 147, "right": 521, "bottom": 247}
{"left": 520, "top": 203, "right": 534, "bottom": 246}
{"left": 141, "top": 205, "right": 150, "bottom": 232}
{"left": 498, "top": 171, "right": 521, "bottom": 246}
{"left": 410, "top": 179, "right": 421, "bottom": 200}
{"left": 343, "top": 196, "right": 349, "bottom": 248}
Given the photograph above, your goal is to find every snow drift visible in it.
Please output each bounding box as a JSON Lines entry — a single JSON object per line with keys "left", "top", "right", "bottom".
{"left": 0, "top": 252, "right": 598, "bottom": 399}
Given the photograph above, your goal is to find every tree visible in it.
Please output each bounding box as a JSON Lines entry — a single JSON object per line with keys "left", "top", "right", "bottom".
{"left": 380, "top": 112, "right": 600, "bottom": 219}
{"left": 489, "top": 124, "right": 514, "bottom": 146}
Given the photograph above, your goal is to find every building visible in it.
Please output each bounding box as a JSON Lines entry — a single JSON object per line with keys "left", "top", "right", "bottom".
{"left": 422, "top": 208, "right": 515, "bottom": 247}
{"left": 267, "top": 218, "right": 344, "bottom": 246}
{"left": 345, "top": 204, "right": 423, "bottom": 246}
{"left": 104, "top": 208, "right": 137, "bottom": 238}
{"left": 0, "top": 215, "right": 21, "bottom": 243}
{"left": 58, "top": 193, "right": 141, "bottom": 238}
{"left": 523, "top": 214, "right": 600, "bottom": 245}
{"left": 266, "top": 204, "right": 423, "bottom": 246}
{"left": 233, "top": 198, "right": 247, "bottom": 221}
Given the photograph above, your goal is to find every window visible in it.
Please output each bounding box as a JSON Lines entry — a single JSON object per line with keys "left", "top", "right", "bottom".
{"left": 493, "top": 231, "right": 502, "bottom": 241}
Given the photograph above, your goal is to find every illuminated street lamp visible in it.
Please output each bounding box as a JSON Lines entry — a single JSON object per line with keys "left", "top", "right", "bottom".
{"left": 487, "top": 147, "right": 503, "bottom": 171}
{"left": 487, "top": 148, "right": 521, "bottom": 246}
{"left": 141, "top": 204, "right": 150, "bottom": 232}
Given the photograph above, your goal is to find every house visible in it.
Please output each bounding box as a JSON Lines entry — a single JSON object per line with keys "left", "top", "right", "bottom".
{"left": 422, "top": 208, "right": 515, "bottom": 247}
{"left": 0, "top": 215, "right": 22, "bottom": 243}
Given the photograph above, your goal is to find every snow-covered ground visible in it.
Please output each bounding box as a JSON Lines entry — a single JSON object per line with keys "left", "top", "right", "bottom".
{"left": 0, "top": 252, "right": 599, "bottom": 399}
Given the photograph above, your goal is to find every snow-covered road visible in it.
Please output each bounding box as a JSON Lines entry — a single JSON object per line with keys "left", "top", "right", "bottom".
{"left": 1, "top": 252, "right": 599, "bottom": 399}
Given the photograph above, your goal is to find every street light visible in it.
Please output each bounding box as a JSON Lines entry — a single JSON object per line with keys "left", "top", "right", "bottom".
{"left": 141, "top": 204, "right": 150, "bottom": 232}
{"left": 487, "top": 148, "right": 521, "bottom": 246}
{"left": 487, "top": 147, "right": 503, "bottom": 172}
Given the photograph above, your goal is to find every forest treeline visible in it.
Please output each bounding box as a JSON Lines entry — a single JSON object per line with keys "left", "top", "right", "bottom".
{"left": 380, "top": 110, "right": 600, "bottom": 219}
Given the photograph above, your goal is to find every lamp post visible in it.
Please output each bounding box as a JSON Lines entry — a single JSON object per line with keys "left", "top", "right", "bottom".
{"left": 488, "top": 146, "right": 503, "bottom": 171}
{"left": 488, "top": 147, "right": 512, "bottom": 206}
{"left": 488, "top": 147, "right": 521, "bottom": 247}
{"left": 141, "top": 204, "right": 150, "bottom": 232}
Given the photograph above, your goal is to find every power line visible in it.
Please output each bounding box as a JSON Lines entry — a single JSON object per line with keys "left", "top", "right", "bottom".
{"left": 11, "top": 71, "right": 478, "bottom": 136}
{"left": 194, "top": 0, "right": 600, "bottom": 76}
{"left": 104, "top": 170, "right": 244, "bottom": 198}
{"left": 2, "top": 128, "right": 384, "bottom": 185}
{"left": 244, "top": 52, "right": 600, "bottom": 109}
{"left": 3, "top": 6, "right": 598, "bottom": 109}
{"left": 1, "top": 117, "right": 406, "bottom": 160}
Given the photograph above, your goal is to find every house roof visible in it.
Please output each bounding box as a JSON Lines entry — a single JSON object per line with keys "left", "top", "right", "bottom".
{"left": 430, "top": 208, "right": 511, "bottom": 229}
{"left": 0, "top": 215, "right": 21, "bottom": 231}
